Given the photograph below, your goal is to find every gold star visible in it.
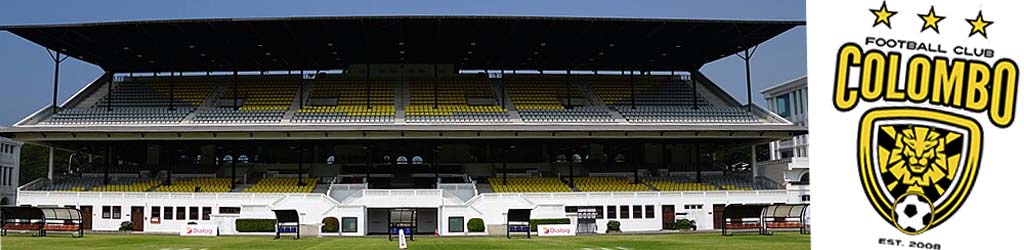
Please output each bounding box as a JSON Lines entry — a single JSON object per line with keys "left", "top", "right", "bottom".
{"left": 870, "top": 1, "right": 898, "bottom": 28}
{"left": 966, "top": 11, "right": 993, "bottom": 38}
{"left": 918, "top": 6, "right": 945, "bottom": 33}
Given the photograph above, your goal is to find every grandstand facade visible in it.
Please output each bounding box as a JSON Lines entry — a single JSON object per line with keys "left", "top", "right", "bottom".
{"left": 1, "top": 16, "right": 806, "bottom": 235}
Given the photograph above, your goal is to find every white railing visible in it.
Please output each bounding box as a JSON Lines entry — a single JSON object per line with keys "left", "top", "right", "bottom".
{"left": 18, "top": 190, "right": 329, "bottom": 203}
{"left": 467, "top": 190, "right": 793, "bottom": 206}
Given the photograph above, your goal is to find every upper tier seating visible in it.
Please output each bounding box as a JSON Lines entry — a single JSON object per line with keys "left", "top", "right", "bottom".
{"left": 590, "top": 77, "right": 760, "bottom": 124}
{"left": 43, "top": 76, "right": 214, "bottom": 125}
{"left": 573, "top": 176, "right": 650, "bottom": 192}
{"left": 406, "top": 78, "right": 509, "bottom": 123}
{"left": 193, "top": 77, "right": 297, "bottom": 123}
{"left": 243, "top": 178, "right": 315, "bottom": 193}
{"left": 505, "top": 77, "right": 614, "bottom": 123}
{"left": 89, "top": 178, "right": 159, "bottom": 192}
{"left": 154, "top": 178, "right": 232, "bottom": 192}
{"left": 29, "top": 177, "right": 103, "bottom": 191}
{"left": 293, "top": 80, "right": 395, "bottom": 123}
{"left": 488, "top": 177, "right": 572, "bottom": 192}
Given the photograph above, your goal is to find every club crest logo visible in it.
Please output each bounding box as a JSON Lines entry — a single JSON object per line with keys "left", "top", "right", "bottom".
{"left": 830, "top": 1, "right": 1019, "bottom": 236}
{"left": 858, "top": 108, "right": 982, "bottom": 234}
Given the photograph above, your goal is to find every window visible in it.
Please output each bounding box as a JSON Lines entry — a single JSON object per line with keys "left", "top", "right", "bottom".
{"left": 606, "top": 206, "right": 617, "bottom": 219}
{"left": 595, "top": 206, "right": 604, "bottom": 219}
{"left": 341, "top": 217, "right": 358, "bottom": 233}
{"left": 632, "top": 205, "right": 642, "bottom": 219}
{"left": 102, "top": 206, "right": 112, "bottom": 219}
{"left": 189, "top": 207, "right": 199, "bottom": 220}
{"left": 112, "top": 206, "right": 121, "bottom": 219}
{"left": 448, "top": 217, "right": 465, "bottom": 233}
{"left": 683, "top": 204, "right": 704, "bottom": 210}
{"left": 775, "top": 95, "right": 791, "bottom": 117}
{"left": 645, "top": 205, "right": 655, "bottom": 219}
{"left": 802, "top": 195, "right": 811, "bottom": 202}
{"left": 151, "top": 207, "right": 160, "bottom": 219}
{"left": 176, "top": 206, "right": 186, "bottom": 220}
{"left": 219, "top": 207, "right": 241, "bottom": 214}
{"left": 164, "top": 206, "right": 173, "bottom": 220}
{"left": 202, "top": 207, "right": 212, "bottom": 220}
{"left": 620, "top": 205, "right": 629, "bottom": 219}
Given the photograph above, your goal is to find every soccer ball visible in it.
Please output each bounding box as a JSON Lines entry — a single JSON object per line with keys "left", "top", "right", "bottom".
{"left": 893, "top": 194, "right": 933, "bottom": 233}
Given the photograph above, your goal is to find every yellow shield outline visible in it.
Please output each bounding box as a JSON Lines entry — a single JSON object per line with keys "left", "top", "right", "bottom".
{"left": 858, "top": 107, "right": 983, "bottom": 234}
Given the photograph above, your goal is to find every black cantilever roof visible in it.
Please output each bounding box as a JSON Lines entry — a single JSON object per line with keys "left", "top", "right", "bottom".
{"left": 0, "top": 15, "right": 802, "bottom": 72}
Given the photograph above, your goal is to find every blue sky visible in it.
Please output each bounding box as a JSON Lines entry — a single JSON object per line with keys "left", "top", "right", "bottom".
{"left": 0, "top": 0, "right": 805, "bottom": 126}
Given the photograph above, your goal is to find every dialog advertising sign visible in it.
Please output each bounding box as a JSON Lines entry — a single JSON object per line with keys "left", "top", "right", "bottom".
{"left": 537, "top": 224, "right": 575, "bottom": 236}
{"left": 179, "top": 224, "right": 218, "bottom": 237}
{"left": 809, "top": 0, "right": 1021, "bottom": 249}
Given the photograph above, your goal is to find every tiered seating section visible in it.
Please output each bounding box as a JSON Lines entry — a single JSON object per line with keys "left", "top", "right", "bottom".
{"left": 573, "top": 177, "right": 649, "bottom": 192}
{"left": 43, "top": 77, "right": 214, "bottom": 125}
{"left": 193, "top": 77, "right": 298, "bottom": 123}
{"left": 294, "top": 80, "right": 395, "bottom": 123}
{"left": 648, "top": 175, "right": 770, "bottom": 191}
{"left": 487, "top": 177, "right": 572, "bottom": 192}
{"left": 505, "top": 76, "right": 614, "bottom": 123}
{"left": 405, "top": 78, "right": 509, "bottom": 123}
{"left": 243, "top": 178, "right": 315, "bottom": 193}
{"left": 591, "top": 77, "right": 760, "bottom": 123}
{"left": 154, "top": 178, "right": 232, "bottom": 192}
{"left": 89, "top": 178, "right": 159, "bottom": 192}
{"left": 38, "top": 74, "right": 771, "bottom": 126}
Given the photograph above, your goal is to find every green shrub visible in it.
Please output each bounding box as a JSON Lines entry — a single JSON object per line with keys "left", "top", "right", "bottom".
{"left": 236, "top": 219, "right": 276, "bottom": 232}
{"left": 119, "top": 221, "right": 133, "bottom": 232}
{"left": 530, "top": 218, "right": 571, "bottom": 232}
{"left": 322, "top": 217, "right": 339, "bottom": 233}
{"left": 467, "top": 218, "right": 485, "bottom": 232}
{"left": 675, "top": 219, "right": 693, "bottom": 231}
{"left": 606, "top": 220, "right": 621, "bottom": 232}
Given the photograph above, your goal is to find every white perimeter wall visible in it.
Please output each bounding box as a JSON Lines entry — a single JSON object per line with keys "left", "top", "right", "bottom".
{"left": 18, "top": 189, "right": 806, "bottom": 236}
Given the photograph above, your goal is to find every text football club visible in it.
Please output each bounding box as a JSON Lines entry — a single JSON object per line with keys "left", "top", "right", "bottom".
{"left": 832, "top": 1, "right": 1019, "bottom": 238}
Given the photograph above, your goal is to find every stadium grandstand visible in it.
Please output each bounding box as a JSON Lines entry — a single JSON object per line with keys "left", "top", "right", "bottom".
{"left": 0, "top": 16, "right": 806, "bottom": 235}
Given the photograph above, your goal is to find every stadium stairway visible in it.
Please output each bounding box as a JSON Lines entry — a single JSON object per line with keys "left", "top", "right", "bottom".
{"left": 576, "top": 80, "right": 627, "bottom": 123}
{"left": 181, "top": 82, "right": 226, "bottom": 123}
{"left": 490, "top": 77, "right": 525, "bottom": 123}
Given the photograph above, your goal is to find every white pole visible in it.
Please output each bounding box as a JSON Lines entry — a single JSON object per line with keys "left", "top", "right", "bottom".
{"left": 48, "top": 147, "right": 55, "bottom": 179}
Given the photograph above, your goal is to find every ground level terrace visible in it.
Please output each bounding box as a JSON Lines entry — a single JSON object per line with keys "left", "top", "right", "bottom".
{"left": 0, "top": 231, "right": 810, "bottom": 250}
{"left": 15, "top": 188, "right": 808, "bottom": 236}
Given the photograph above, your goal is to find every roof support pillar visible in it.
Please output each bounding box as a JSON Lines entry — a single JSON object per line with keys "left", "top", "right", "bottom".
{"left": 366, "top": 64, "right": 371, "bottom": 109}
{"left": 47, "top": 147, "right": 55, "bottom": 180}
{"left": 48, "top": 50, "right": 69, "bottom": 114}
{"left": 233, "top": 71, "right": 239, "bottom": 110}
{"left": 107, "top": 74, "right": 114, "bottom": 111}
{"left": 630, "top": 71, "right": 636, "bottom": 110}
{"left": 299, "top": 71, "right": 305, "bottom": 110}
{"left": 169, "top": 72, "right": 176, "bottom": 111}
{"left": 565, "top": 69, "right": 572, "bottom": 109}
{"left": 692, "top": 70, "right": 699, "bottom": 110}
{"left": 736, "top": 45, "right": 758, "bottom": 111}
{"left": 104, "top": 143, "right": 112, "bottom": 186}
{"left": 433, "top": 64, "right": 439, "bottom": 109}
{"left": 695, "top": 143, "right": 702, "bottom": 183}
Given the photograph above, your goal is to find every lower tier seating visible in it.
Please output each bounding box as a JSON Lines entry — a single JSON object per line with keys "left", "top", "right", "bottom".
{"left": 243, "top": 178, "right": 316, "bottom": 193}
{"left": 154, "top": 178, "right": 232, "bottom": 192}
{"left": 573, "top": 177, "right": 650, "bottom": 192}
{"left": 488, "top": 177, "right": 572, "bottom": 192}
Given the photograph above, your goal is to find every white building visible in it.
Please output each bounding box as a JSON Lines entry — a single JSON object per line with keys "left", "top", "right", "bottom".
{"left": 757, "top": 77, "right": 809, "bottom": 197}
{"left": 0, "top": 136, "right": 23, "bottom": 205}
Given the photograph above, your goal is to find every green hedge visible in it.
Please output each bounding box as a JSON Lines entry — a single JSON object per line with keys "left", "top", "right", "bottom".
{"left": 530, "top": 218, "right": 571, "bottom": 232}
{"left": 606, "top": 220, "right": 621, "bottom": 232}
{"left": 236, "top": 219, "right": 276, "bottom": 232}
{"left": 322, "top": 217, "right": 339, "bottom": 233}
{"left": 467, "top": 218, "right": 485, "bottom": 232}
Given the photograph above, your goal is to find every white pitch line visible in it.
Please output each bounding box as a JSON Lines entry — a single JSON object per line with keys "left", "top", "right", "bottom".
{"left": 617, "top": 247, "right": 632, "bottom": 250}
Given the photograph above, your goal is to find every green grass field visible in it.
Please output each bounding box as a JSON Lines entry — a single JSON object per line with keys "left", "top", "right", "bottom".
{"left": 0, "top": 232, "right": 808, "bottom": 250}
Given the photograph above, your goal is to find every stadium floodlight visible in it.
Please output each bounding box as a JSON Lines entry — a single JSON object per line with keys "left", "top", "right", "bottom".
{"left": 326, "top": 156, "right": 335, "bottom": 165}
